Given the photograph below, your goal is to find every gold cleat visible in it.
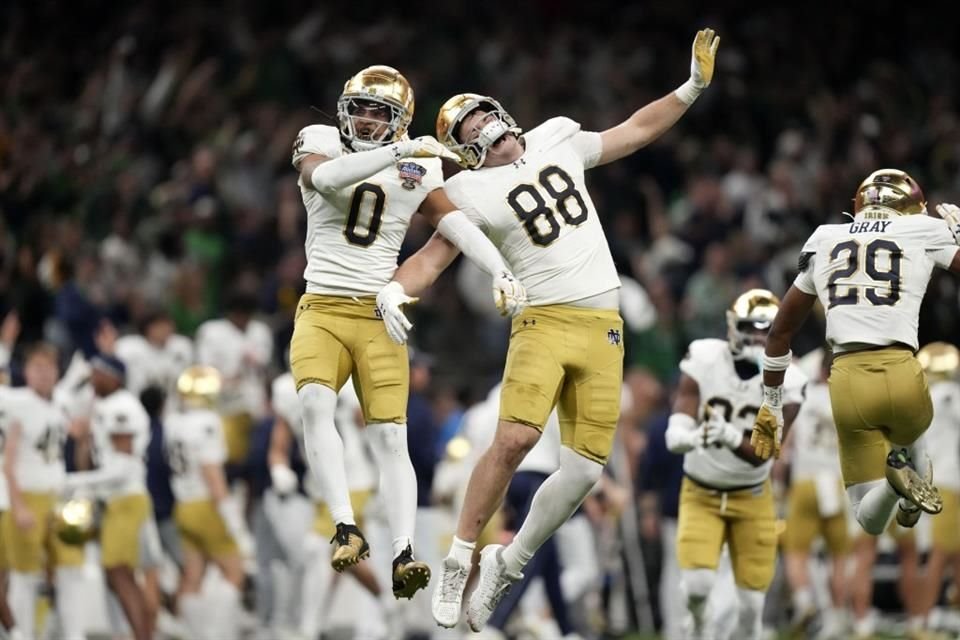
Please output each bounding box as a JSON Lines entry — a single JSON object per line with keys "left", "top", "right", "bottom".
{"left": 886, "top": 448, "right": 942, "bottom": 515}
{"left": 330, "top": 523, "right": 370, "bottom": 572}
{"left": 392, "top": 545, "right": 431, "bottom": 599}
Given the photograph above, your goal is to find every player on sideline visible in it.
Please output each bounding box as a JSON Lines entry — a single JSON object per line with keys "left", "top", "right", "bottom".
{"left": 290, "top": 64, "right": 526, "bottom": 598}
{"left": 374, "top": 29, "right": 721, "bottom": 630}
{"left": 752, "top": 169, "right": 960, "bottom": 537}
{"left": 664, "top": 290, "right": 807, "bottom": 639}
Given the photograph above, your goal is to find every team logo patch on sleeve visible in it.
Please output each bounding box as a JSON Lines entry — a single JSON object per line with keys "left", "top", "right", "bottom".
{"left": 607, "top": 328, "right": 621, "bottom": 346}
{"left": 398, "top": 162, "right": 427, "bottom": 190}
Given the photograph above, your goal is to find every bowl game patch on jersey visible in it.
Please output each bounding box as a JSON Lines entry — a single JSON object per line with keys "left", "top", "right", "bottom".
{"left": 397, "top": 162, "right": 427, "bottom": 190}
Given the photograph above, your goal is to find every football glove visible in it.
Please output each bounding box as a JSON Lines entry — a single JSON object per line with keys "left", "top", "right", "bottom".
{"left": 376, "top": 281, "right": 418, "bottom": 345}
{"left": 690, "top": 28, "right": 720, "bottom": 89}
{"left": 493, "top": 270, "right": 527, "bottom": 317}
{"left": 701, "top": 407, "right": 744, "bottom": 450}
{"left": 270, "top": 464, "right": 298, "bottom": 496}
{"left": 394, "top": 136, "right": 461, "bottom": 163}
{"left": 936, "top": 203, "right": 960, "bottom": 245}
{"left": 751, "top": 385, "right": 784, "bottom": 460}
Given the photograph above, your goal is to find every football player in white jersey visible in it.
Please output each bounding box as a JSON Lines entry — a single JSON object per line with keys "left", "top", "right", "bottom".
{"left": 916, "top": 342, "right": 960, "bottom": 631}
{"left": 753, "top": 169, "right": 960, "bottom": 539}
{"left": 164, "top": 365, "right": 246, "bottom": 640}
{"left": 115, "top": 311, "right": 194, "bottom": 402}
{"left": 289, "top": 64, "right": 525, "bottom": 596}
{"left": 0, "top": 383, "right": 19, "bottom": 640}
{"left": 664, "top": 290, "right": 807, "bottom": 639}
{"left": 373, "top": 29, "right": 721, "bottom": 630}
{"left": 780, "top": 352, "right": 848, "bottom": 637}
{"left": 66, "top": 354, "right": 155, "bottom": 640}
{"left": 1, "top": 344, "right": 86, "bottom": 640}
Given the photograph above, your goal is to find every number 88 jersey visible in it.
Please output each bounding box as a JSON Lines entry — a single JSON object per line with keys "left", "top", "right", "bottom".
{"left": 442, "top": 117, "right": 621, "bottom": 306}
{"left": 795, "top": 214, "right": 959, "bottom": 353}
{"left": 292, "top": 125, "right": 443, "bottom": 297}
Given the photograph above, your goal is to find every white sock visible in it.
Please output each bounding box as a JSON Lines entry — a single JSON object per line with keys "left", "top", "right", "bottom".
{"left": 180, "top": 593, "right": 208, "bottom": 640}
{"left": 55, "top": 566, "right": 88, "bottom": 640}
{"left": 908, "top": 614, "right": 926, "bottom": 631}
{"left": 366, "top": 421, "right": 417, "bottom": 557}
{"left": 9, "top": 571, "right": 40, "bottom": 640}
{"left": 848, "top": 479, "right": 898, "bottom": 535}
{"left": 792, "top": 586, "right": 814, "bottom": 614}
{"left": 735, "top": 588, "right": 765, "bottom": 639}
{"left": 300, "top": 534, "right": 334, "bottom": 638}
{"left": 501, "top": 448, "right": 603, "bottom": 575}
{"left": 448, "top": 536, "right": 476, "bottom": 568}
{"left": 212, "top": 583, "right": 241, "bottom": 640}
{"left": 299, "top": 383, "right": 355, "bottom": 525}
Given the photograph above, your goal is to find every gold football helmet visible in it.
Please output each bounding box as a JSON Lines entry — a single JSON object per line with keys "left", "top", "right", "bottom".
{"left": 918, "top": 342, "right": 960, "bottom": 382}
{"left": 54, "top": 497, "right": 100, "bottom": 546}
{"left": 436, "top": 93, "right": 521, "bottom": 168}
{"left": 727, "top": 289, "right": 781, "bottom": 360}
{"left": 337, "top": 65, "right": 414, "bottom": 152}
{"left": 853, "top": 169, "right": 927, "bottom": 216}
{"left": 177, "top": 364, "right": 222, "bottom": 409}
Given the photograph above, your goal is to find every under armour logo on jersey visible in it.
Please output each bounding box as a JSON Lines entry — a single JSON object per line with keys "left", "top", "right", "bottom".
{"left": 522, "top": 318, "right": 537, "bottom": 327}
{"left": 398, "top": 162, "right": 426, "bottom": 190}
{"left": 607, "top": 329, "right": 621, "bottom": 346}
{"left": 512, "top": 158, "right": 527, "bottom": 169}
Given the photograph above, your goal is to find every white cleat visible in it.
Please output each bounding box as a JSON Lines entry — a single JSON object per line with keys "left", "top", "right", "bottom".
{"left": 466, "top": 544, "right": 522, "bottom": 632}
{"left": 432, "top": 556, "right": 470, "bottom": 628}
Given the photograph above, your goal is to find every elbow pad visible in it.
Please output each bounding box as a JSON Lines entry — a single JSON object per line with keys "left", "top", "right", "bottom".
{"left": 665, "top": 413, "right": 699, "bottom": 454}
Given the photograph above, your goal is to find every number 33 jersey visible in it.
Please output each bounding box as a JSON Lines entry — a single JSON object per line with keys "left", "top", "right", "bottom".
{"left": 292, "top": 125, "right": 443, "bottom": 296}
{"left": 442, "top": 117, "right": 621, "bottom": 306}
{"left": 680, "top": 339, "right": 807, "bottom": 488}
{"left": 794, "top": 214, "right": 958, "bottom": 353}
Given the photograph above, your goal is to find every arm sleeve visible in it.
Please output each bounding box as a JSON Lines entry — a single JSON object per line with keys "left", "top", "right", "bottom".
{"left": 924, "top": 218, "right": 960, "bottom": 269}
{"left": 570, "top": 131, "right": 603, "bottom": 169}
{"left": 436, "top": 210, "right": 507, "bottom": 276}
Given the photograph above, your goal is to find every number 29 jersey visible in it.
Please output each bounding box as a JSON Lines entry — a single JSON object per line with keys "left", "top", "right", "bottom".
{"left": 292, "top": 125, "right": 443, "bottom": 297}
{"left": 442, "top": 117, "right": 621, "bottom": 306}
{"left": 680, "top": 339, "right": 808, "bottom": 489}
{"left": 794, "top": 213, "right": 958, "bottom": 353}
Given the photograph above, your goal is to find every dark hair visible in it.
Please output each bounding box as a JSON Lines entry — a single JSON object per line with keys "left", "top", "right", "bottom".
{"left": 137, "top": 309, "right": 173, "bottom": 335}
{"left": 24, "top": 342, "right": 59, "bottom": 363}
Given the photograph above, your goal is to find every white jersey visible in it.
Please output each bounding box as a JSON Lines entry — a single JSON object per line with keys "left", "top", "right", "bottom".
{"left": 925, "top": 380, "right": 960, "bottom": 490}
{"left": 91, "top": 389, "right": 150, "bottom": 496}
{"left": 443, "top": 117, "right": 621, "bottom": 306}
{"left": 115, "top": 333, "right": 194, "bottom": 398}
{"left": 788, "top": 381, "right": 842, "bottom": 482}
{"left": 0, "top": 387, "right": 9, "bottom": 510}
{"left": 680, "top": 339, "right": 808, "bottom": 489}
{"left": 3, "top": 388, "right": 68, "bottom": 493}
{"left": 794, "top": 214, "right": 959, "bottom": 353}
{"left": 292, "top": 125, "right": 443, "bottom": 296}
{"left": 270, "top": 373, "right": 375, "bottom": 493}
{"left": 195, "top": 318, "right": 272, "bottom": 416}
{"left": 164, "top": 409, "right": 226, "bottom": 502}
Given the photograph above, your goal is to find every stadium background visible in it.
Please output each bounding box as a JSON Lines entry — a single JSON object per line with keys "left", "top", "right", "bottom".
{"left": 4, "top": 0, "right": 960, "bottom": 638}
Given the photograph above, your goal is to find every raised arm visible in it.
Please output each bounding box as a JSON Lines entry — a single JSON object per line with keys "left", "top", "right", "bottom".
{"left": 596, "top": 29, "right": 719, "bottom": 167}
{"left": 751, "top": 286, "right": 817, "bottom": 460}
{"left": 295, "top": 136, "right": 456, "bottom": 194}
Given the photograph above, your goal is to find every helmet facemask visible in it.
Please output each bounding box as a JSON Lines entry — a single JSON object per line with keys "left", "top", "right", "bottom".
{"left": 439, "top": 96, "right": 521, "bottom": 168}
{"left": 337, "top": 96, "right": 409, "bottom": 152}
{"left": 726, "top": 289, "right": 781, "bottom": 365}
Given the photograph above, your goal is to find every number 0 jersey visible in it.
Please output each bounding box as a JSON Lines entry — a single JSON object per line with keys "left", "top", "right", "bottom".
{"left": 442, "top": 117, "right": 621, "bottom": 306}
{"left": 292, "top": 125, "right": 443, "bottom": 296}
{"left": 794, "top": 214, "right": 959, "bottom": 353}
{"left": 680, "top": 339, "right": 807, "bottom": 489}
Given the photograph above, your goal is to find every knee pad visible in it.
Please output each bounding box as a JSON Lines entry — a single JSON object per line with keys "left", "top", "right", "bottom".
{"left": 681, "top": 568, "right": 716, "bottom": 602}
{"left": 297, "top": 383, "right": 338, "bottom": 424}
